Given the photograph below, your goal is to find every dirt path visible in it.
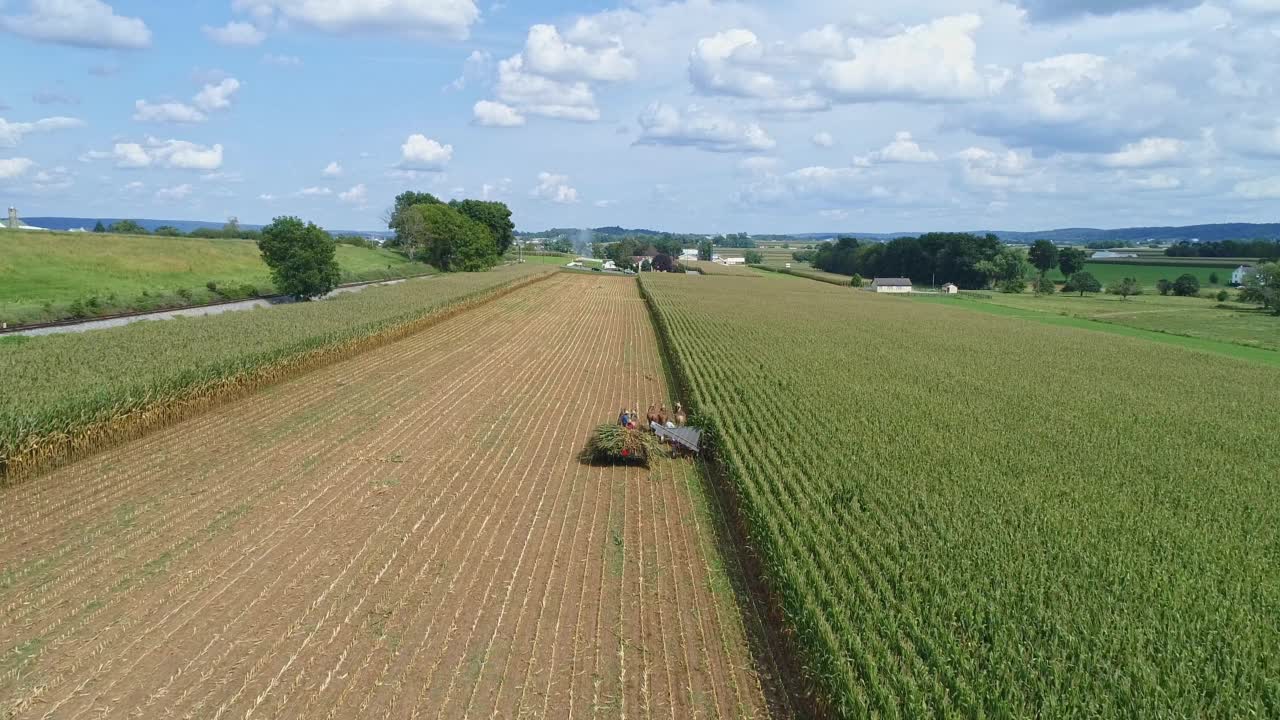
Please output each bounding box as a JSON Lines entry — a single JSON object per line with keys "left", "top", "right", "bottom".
{"left": 0, "top": 274, "right": 788, "bottom": 719}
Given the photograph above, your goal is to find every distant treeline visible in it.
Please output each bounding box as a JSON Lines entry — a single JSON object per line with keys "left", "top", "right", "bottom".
{"left": 813, "top": 234, "right": 1008, "bottom": 289}
{"left": 1164, "top": 239, "right": 1280, "bottom": 259}
{"left": 93, "top": 218, "right": 379, "bottom": 249}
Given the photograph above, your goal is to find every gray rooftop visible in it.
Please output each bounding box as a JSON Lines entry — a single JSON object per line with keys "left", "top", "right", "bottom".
{"left": 872, "top": 277, "right": 913, "bottom": 286}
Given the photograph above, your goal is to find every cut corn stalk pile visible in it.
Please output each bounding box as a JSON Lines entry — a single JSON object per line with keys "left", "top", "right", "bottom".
{"left": 583, "top": 424, "right": 665, "bottom": 466}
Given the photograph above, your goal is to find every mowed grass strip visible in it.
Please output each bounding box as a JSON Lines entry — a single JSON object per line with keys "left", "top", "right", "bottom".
{"left": 0, "top": 230, "right": 427, "bottom": 325}
{"left": 1079, "top": 261, "right": 1236, "bottom": 289}
{"left": 640, "top": 272, "right": 1280, "bottom": 719}
{"left": 0, "top": 264, "right": 552, "bottom": 481}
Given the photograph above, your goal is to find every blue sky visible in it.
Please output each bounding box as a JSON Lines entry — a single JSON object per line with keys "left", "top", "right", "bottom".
{"left": 2, "top": 0, "right": 1280, "bottom": 233}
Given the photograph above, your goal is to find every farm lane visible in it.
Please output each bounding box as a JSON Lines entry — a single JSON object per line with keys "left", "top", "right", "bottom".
{"left": 0, "top": 273, "right": 781, "bottom": 719}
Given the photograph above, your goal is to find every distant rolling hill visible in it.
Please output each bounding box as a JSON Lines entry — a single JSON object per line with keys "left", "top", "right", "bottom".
{"left": 22, "top": 217, "right": 392, "bottom": 238}
{"left": 791, "top": 223, "right": 1280, "bottom": 243}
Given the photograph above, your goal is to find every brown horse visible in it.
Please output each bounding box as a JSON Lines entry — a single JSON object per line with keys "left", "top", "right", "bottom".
{"left": 646, "top": 404, "right": 660, "bottom": 426}
{"left": 674, "top": 402, "right": 687, "bottom": 426}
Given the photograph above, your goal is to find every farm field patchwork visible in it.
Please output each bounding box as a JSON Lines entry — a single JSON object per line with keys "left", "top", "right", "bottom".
{"left": 0, "top": 273, "right": 787, "bottom": 719}
{"left": 641, "top": 272, "right": 1280, "bottom": 718}
{"left": 1, "top": 264, "right": 550, "bottom": 481}
{"left": 0, "top": 230, "right": 426, "bottom": 325}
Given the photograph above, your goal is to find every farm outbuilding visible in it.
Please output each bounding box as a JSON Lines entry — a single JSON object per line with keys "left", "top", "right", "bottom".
{"left": 871, "top": 278, "right": 913, "bottom": 293}
{"left": 941, "top": 283, "right": 959, "bottom": 294}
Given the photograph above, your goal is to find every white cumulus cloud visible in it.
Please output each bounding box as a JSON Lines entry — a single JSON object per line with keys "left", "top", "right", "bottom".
{"left": 532, "top": 171, "right": 579, "bottom": 203}
{"left": 494, "top": 55, "right": 600, "bottom": 122}
{"left": 232, "top": 0, "right": 479, "bottom": 40}
{"left": 135, "top": 79, "right": 240, "bottom": 125}
{"left": 194, "top": 78, "right": 242, "bottom": 112}
{"left": 203, "top": 21, "right": 266, "bottom": 46}
{"left": 1099, "top": 137, "right": 1184, "bottom": 168}
{"left": 856, "top": 131, "right": 939, "bottom": 165}
{"left": 84, "top": 137, "right": 224, "bottom": 170}
{"left": 473, "top": 100, "right": 526, "bottom": 128}
{"left": 0, "top": 157, "right": 35, "bottom": 179}
{"left": 339, "top": 183, "right": 368, "bottom": 204}
{"left": 689, "top": 29, "right": 779, "bottom": 98}
{"left": 818, "top": 15, "right": 1003, "bottom": 103}
{"left": 0, "top": 115, "right": 85, "bottom": 147}
{"left": 812, "top": 132, "right": 835, "bottom": 148}
{"left": 399, "top": 133, "right": 453, "bottom": 170}
{"left": 156, "top": 183, "right": 193, "bottom": 200}
{"left": 322, "top": 161, "right": 343, "bottom": 177}
{"left": 133, "top": 101, "right": 206, "bottom": 124}
{"left": 0, "top": 0, "right": 151, "bottom": 49}
{"left": 523, "top": 24, "right": 636, "bottom": 82}
{"left": 636, "top": 103, "right": 776, "bottom": 153}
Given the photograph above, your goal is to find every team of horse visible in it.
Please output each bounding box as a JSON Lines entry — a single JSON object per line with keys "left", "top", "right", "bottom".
{"left": 618, "top": 402, "right": 687, "bottom": 430}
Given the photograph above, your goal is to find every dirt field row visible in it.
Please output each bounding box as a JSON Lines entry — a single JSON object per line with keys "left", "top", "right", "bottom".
{"left": 0, "top": 274, "right": 788, "bottom": 719}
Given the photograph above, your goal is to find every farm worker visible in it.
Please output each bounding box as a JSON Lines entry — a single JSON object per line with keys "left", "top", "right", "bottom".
{"left": 618, "top": 409, "right": 630, "bottom": 427}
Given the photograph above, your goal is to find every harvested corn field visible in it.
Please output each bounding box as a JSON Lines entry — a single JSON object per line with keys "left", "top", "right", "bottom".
{"left": 0, "top": 274, "right": 787, "bottom": 719}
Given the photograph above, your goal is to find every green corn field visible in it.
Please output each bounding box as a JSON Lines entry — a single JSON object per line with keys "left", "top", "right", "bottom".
{"left": 0, "top": 265, "right": 551, "bottom": 481}
{"left": 640, "top": 272, "right": 1280, "bottom": 718}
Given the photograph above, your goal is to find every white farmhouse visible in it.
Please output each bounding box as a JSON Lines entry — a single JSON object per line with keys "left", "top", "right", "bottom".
{"left": 719, "top": 257, "right": 746, "bottom": 266}
{"left": 1232, "top": 265, "right": 1257, "bottom": 285}
{"left": 941, "top": 283, "right": 959, "bottom": 294}
{"left": 603, "top": 260, "right": 617, "bottom": 270}
{"left": 871, "top": 278, "right": 913, "bottom": 293}
{"left": 680, "top": 248, "right": 698, "bottom": 260}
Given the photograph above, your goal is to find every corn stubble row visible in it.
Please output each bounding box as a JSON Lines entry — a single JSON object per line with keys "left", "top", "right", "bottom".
{"left": 0, "top": 266, "right": 552, "bottom": 482}
{"left": 640, "top": 273, "right": 1280, "bottom": 718}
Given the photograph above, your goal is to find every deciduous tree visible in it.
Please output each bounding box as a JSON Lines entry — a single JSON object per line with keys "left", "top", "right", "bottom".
{"left": 1238, "top": 262, "right": 1280, "bottom": 314}
{"left": 1106, "top": 276, "right": 1141, "bottom": 300}
{"left": 449, "top": 199, "right": 515, "bottom": 255}
{"left": 257, "top": 216, "right": 341, "bottom": 299}
{"left": 698, "top": 240, "right": 713, "bottom": 261}
{"left": 1058, "top": 247, "right": 1087, "bottom": 279}
{"left": 1065, "top": 271, "right": 1101, "bottom": 297}
{"left": 1028, "top": 240, "right": 1059, "bottom": 276}
{"left": 1172, "top": 273, "right": 1201, "bottom": 297}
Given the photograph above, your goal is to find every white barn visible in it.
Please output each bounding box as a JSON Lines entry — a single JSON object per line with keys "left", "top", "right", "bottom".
{"left": 871, "top": 278, "right": 913, "bottom": 293}
{"left": 719, "top": 257, "right": 746, "bottom": 266}
{"left": 941, "top": 283, "right": 959, "bottom": 294}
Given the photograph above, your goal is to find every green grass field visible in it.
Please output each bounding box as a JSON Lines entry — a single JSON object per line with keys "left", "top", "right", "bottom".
{"left": 0, "top": 230, "right": 426, "bottom": 325}
{"left": 641, "top": 271, "right": 1280, "bottom": 718}
{"left": 908, "top": 292, "right": 1280, "bottom": 363}
{"left": 1075, "top": 261, "right": 1236, "bottom": 289}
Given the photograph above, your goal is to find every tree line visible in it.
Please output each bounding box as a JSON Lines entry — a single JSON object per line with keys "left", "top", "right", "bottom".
{"left": 811, "top": 234, "right": 1092, "bottom": 290}
{"left": 1164, "top": 239, "right": 1280, "bottom": 259}
{"left": 385, "top": 191, "right": 514, "bottom": 272}
{"left": 91, "top": 218, "right": 377, "bottom": 248}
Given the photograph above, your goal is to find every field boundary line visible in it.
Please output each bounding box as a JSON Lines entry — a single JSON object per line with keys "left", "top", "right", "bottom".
{"left": 1, "top": 271, "right": 554, "bottom": 485}
{"left": 636, "top": 275, "right": 815, "bottom": 719}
